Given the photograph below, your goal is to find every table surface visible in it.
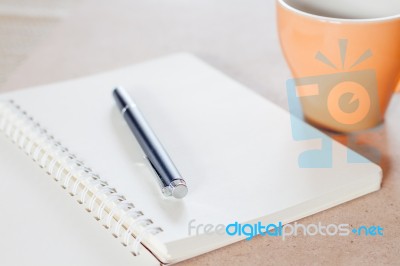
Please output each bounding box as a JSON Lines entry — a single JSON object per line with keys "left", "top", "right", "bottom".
{"left": 2, "top": 0, "right": 399, "bottom": 265}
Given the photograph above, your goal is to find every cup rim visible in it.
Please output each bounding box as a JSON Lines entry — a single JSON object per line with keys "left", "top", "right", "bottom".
{"left": 277, "top": 0, "right": 400, "bottom": 23}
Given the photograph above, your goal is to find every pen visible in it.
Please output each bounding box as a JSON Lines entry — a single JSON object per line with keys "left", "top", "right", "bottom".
{"left": 112, "top": 87, "right": 188, "bottom": 199}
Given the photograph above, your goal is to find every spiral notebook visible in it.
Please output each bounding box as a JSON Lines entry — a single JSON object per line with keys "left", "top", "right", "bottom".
{"left": 0, "top": 54, "right": 382, "bottom": 265}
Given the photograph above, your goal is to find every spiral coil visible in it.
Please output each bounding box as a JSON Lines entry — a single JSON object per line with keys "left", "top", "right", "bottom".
{"left": 0, "top": 100, "right": 163, "bottom": 256}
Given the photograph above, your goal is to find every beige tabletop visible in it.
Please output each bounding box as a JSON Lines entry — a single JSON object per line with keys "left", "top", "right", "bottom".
{"left": 1, "top": 0, "right": 399, "bottom": 265}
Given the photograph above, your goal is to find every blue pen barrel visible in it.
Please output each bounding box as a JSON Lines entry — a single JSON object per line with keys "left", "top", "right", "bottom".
{"left": 112, "top": 87, "right": 188, "bottom": 198}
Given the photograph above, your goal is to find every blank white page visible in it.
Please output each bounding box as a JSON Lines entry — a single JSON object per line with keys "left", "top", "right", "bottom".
{"left": 0, "top": 53, "right": 381, "bottom": 263}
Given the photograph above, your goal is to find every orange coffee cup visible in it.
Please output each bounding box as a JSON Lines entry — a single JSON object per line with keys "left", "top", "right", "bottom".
{"left": 277, "top": 0, "right": 400, "bottom": 132}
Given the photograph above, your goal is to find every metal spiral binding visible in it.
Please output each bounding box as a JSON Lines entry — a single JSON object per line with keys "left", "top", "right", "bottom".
{"left": 0, "top": 100, "right": 163, "bottom": 256}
